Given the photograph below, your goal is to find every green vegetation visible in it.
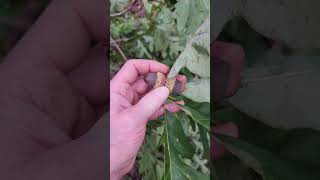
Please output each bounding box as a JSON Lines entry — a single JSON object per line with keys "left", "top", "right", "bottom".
{"left": 111, "top": 0, "right": 210, "bottom": 179}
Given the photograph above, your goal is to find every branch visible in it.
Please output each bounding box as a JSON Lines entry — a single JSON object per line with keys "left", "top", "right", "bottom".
{"left": 110, "top": 0, "right": 138, "bottom": 17}
{"left": 110, "top": 36, "right": 128, "bottom": 61}
{"left": 110, "top": 38, "right": 129, "bottom": 46}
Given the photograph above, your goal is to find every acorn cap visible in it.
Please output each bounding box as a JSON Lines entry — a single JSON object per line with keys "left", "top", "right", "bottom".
{"left": 144, "top": 72, "right": 184, "bottom": 94}
{"left": 165, "top": 78, "right": 176, "bottom": 93}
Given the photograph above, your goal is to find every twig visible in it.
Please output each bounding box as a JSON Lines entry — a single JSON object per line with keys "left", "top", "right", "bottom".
{"left": 110, "top": 36, "right": 128, "bottom": 61}
{"left": 110, "top": 0, "right": 138, "bottom": 17}
{"left": 110, "top": 38, "right": 129, "bottom": 47}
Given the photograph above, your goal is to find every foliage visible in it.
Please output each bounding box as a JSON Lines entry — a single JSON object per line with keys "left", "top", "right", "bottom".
{"left": 111, "top": 0, "right": 210, "bottom": 179}
{"left": 212, "top": 0, "right": 320, "bottom": 51}
{"left": 213, "top": 2, "right": 320, "bottom": 179}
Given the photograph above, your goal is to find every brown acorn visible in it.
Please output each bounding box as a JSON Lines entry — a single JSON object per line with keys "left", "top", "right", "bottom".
{"left": 144, "top": 72, "right": 183, "bottom": 94}
{"left": 165, "top": 77, "right": 176, "bottom": 93}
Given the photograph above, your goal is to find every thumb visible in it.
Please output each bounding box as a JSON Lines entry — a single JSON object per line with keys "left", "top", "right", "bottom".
{"left": 130, "top": 86, "right": 169, "bottom": 122}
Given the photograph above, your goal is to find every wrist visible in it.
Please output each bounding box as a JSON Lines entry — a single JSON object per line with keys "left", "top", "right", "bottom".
{"left": 110, "top": 146, "right": 123, "bottom": 180}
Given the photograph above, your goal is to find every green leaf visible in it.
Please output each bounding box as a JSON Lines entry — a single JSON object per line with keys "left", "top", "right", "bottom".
{"left": 180, "top": 105, "right": 210, "bottom": 131}
{"left": 183, "top": 78, "right": 210, "bottom": 103}
{"left": 170, "top": 15, "right": 210, "bottom": 78}
{"left": 175, "top": 0, "right": 209, "bottom": 35}
{"left": 213, "top": 156, "right": 259, "bottom": 180}
{"left": 162, "top": 112, "right": 209, "bottom": 180}
{"left": 139, "top": 152, "right": 156, "bottom": 173}
{"left": 230, "top": 51, "right": 320, "bottom": 130}
{"left": 110, "top": 0, "right": 130, "bottom": 14}
{"left": 211, "top": 0, "right": 240, "bottom": 41}
{"left": 192, "top": 43, "right": 210, "bottom": 56}
{"left": 198, "top": 125, "right": 209, "bottom": 160}
{"left": 167, "top": 112, "right": 195, "bottom": 158}
{"left": 278, "top": 129, "right": 320, "bottom": 166}
{"left": 241, "top": 0, "right": 320, "bottom": 51}
{"left": 214, "top": 0, "right": 320, "bottom": 52}
{"left": 215, "top": 135, "right": 320, "bottom": 180}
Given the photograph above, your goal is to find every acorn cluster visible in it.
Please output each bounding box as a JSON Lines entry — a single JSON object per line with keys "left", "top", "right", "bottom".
{"left": 144, "top": 72, "right": 183, "bottom": 94}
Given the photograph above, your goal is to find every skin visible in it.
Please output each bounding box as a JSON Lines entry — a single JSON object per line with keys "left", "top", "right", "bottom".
{"left": 0, "top": 0, "right": 244, "bottom": 179}
{"left": 211, "top": 41, "right": 244, "bottom": 160}
{"left": 212, "top": 122, "right": 239, "bottom": 159}
{"left": 0, "top": 0, "right": 108, "bottom": 179}
{"left": 110, "top": 60, "right": 186, "bottom": 179}
{"left": 0, "top": 1, "right": 186, "bottom": 179}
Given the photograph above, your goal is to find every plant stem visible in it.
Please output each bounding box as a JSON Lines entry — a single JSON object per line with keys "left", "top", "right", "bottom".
{"left": 110, "top": 0, "right": 138, "bottom": 17}
{"left": 110, "top": 36, "right": 128, "bottom": 61}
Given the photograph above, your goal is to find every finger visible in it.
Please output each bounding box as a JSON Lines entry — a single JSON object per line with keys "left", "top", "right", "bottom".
{"left": 165, "top": 100, "right": 184, "bottom": 112}
{"left": 211, "top": 122, "right": 239, "bottom": 159}
{"left": 212, "top": 41, "right": 244, "bottom": 100}
{"left": 111, "top": 60, "right": 169, "bottom": 85}
{"left": 129, "top": 86, "right": 169, "bottom": 122}
{"left": 131, "top": 79, "right": 149, "bottom": 95}
{"left": 71, "top": 0, "right": 106, "bottom": 41}
{"left": 176, "top": 75, "right": 187, "bottom": 91}
{"left": 149, "top": 101, "right": 184, "bottom": 120}
{"left": 68, "top": 46, "right": 107, "bottom": 106}
{"left": 212, "top": 41, "right": 245, "bottom": 64}
{"left": 211, "top": 138, "right": 226, "bottom": 160}
{"left": 6, "top": 0, "right": 107, "bottom": 72}
{"left": 149, "top": 108, "right": 164, "bottom": 120}
{"left": 213, "top": 122, "right": 239, "bottom": 136}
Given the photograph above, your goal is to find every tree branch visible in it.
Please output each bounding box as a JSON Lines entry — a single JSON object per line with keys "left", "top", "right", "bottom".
{"left": 110, "top": 36, "right": 128, "bottom": 61}
{"left": 110, "top": 0, "right": 138, "bottom": 17}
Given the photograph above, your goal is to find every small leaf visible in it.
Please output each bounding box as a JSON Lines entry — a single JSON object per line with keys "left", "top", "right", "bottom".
{"left": 168, "top": 112, "right": 195, "bottom": 158}
{"left": 183, "top": 78, "right": 210, "bottom": 103}
{"left": 175, "top": 0, "right": 209, "bottom": 35}
{"left": 199, "top": 125, "right": 210, "bottom": 160}
{"left": 192, "top": 43, "right": 210, "bottom": 56}
{"left": 180, "top": 105, "right": 210, "bottom": 131}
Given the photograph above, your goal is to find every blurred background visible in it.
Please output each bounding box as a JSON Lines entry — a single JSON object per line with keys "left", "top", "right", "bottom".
{"left": 0, "top": 0, "right": 49, "bottom": 61}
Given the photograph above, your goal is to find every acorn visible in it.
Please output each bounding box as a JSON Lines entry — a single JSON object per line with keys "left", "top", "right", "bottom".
{"left": 144, "top": 72, "right": 183, "bottom": 94}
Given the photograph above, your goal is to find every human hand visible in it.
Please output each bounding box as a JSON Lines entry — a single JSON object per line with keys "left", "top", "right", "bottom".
{"left": 109, "top": 60, "right": 186, "bottom": 179}
{"left": 212, "top": 41, "right": 244, "bottom": 101}
{"left": 211, "top": 41, "right": 244, "bottom": 159}
{"left": 212, "top": 122, "right": 239, "bottom": 159}
{"left": 0, "top": 0, "right": 107, "bottom": 179}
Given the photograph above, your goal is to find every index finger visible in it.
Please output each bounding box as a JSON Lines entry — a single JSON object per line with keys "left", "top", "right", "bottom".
{"left": 111, "top": 60, "right": 169, "bottom": 85}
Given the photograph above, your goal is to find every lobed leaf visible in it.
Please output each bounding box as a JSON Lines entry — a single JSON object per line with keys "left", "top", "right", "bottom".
{"left": 162, "top": 112, "right": 209, "bottom": 180}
